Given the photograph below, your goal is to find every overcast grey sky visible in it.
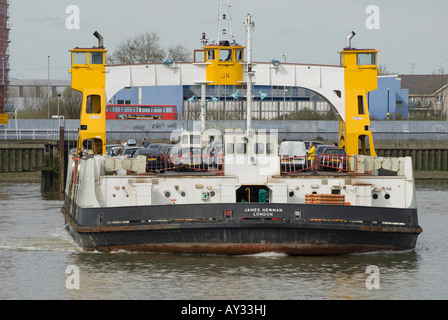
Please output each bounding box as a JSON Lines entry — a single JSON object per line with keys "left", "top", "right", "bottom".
{"left": 8, "top": 0, "right": 448, "bottom": 80}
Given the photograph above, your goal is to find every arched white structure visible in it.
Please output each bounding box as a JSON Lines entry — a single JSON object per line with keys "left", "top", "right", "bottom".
{"left": 105, "top": 61, "right": 347, "bottom": 121}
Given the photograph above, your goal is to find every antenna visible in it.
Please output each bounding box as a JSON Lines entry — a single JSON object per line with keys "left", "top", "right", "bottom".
{"left": 217, "top": 0, "right": 233, "bottom": 45}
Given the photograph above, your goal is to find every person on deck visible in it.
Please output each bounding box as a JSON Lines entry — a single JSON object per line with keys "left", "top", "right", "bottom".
{"left": 307, "top": 142, "right": 316, "bottom": 170}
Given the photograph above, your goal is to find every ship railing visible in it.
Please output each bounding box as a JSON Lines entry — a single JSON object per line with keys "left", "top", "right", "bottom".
{"left": 317, "top": 154, "right": 358, "bottom": 172}
{"left": 280, "top": 155, "right": 312, "bottom": 173}
{"left": 146, "top": 154, "right": 168, "bottom": 173}
{"left": 280, "top": 154, "right": 358, "bottom": 174}
{"left": 163, "top": 154, "right": 224, "bottom": 173}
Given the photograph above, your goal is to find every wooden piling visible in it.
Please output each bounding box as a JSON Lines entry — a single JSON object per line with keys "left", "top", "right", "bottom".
{"left": 0, "top": 140, "right": 67, "bottom": 199}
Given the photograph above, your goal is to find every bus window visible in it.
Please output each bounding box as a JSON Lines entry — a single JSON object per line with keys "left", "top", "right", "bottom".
{"left": 152, "top": 107, "right": 163, "bottom": 113}
{"left": 164, "top": 106, "right": 173, "bottom": 113}
{"left": 109, "top": 106, "right": 120, "bottom": 112}
{"left": 140, "top": 106, "right": 151, "bottom": 112}
{"left": 123, "top": 106, "right": 133, "bottom": 113}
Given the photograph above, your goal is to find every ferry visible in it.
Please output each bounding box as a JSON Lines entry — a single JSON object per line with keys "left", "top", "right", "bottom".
{"left": 61, "top": 3, "right": 421, "bottom": 255}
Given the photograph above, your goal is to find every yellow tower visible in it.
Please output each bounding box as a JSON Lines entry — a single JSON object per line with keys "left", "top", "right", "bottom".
{"left": 338, "top": 47, "right": 378, "bottom": 157}
{"left": 203, "top": 42, "right": 245, "bottom": 85}
{"left": 69, "top": 32, "right": 107, "bottom": 155}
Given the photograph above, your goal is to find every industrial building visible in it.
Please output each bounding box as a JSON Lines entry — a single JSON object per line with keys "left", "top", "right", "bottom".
{"left": 0, "top": 0, "right": 9, "bottom": 115}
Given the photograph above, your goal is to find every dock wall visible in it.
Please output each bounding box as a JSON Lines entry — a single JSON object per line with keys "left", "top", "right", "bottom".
{"left": 1, "top": 120, "right": 447, "bottom": 142}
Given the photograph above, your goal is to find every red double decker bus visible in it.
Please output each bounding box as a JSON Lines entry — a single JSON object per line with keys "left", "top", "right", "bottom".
{"left": 106, "top": 104, "right": 178, "bottom": 120}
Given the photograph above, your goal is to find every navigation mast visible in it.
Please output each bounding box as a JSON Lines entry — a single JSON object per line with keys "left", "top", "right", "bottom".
{"left": 217, "top": 0, "right": 234, "bottom": 45}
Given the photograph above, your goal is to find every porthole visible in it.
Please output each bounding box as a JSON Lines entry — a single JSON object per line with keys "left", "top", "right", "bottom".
{"left": 181, "top": 191, "right": 186, "bottom": 197}
{"left": 164, "top": 191, "right": 171, "bottom": 198}
{"left": 385, "top": 194, "right": 390, "bottom": 200}
{"left": 372, "top": 194, "right": 378, "bottom": 200}
{"left": 289, "top": 191, "right": 294, "bottom": 197}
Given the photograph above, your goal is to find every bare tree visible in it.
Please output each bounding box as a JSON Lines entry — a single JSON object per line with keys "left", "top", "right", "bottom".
{"left": 61, "top": 87, "right": 83, "bottom": 119}
{"left": 107, "top": 32, "right": 191, "bottom": 64}
{"left": 166, "top": 43, "right": 191, "bottom": 62}
{"left": 18, "top": 81, "right": 50, "bottom": 118}
{"left": 378, "top": 64, "right": 394, "bottom": 75}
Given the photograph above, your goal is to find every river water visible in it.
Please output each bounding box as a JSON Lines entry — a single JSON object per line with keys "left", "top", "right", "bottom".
{"left": 0, "top": 180, "right": 447, "bottom": 301}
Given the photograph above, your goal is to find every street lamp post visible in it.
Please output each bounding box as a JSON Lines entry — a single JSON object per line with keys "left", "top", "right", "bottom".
{"left": 387, "top": 88, "right": 390, "bottom": 120}
{"left": 57, "top": 92, "right": 61, "bottom": 118}
{"left": 48, "top": 55, "right": 51, "bottom": 119}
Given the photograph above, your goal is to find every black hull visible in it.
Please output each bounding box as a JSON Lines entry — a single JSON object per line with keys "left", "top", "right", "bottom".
{"left": 62, "top": 199, "right": 422, "bottom": 255}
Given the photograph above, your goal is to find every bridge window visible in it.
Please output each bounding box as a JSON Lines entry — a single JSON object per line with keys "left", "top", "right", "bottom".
{"left": 226, "top": 143, "right": 234, "bottom": 154}
{"left": 357, "top": 53, "right": 376, "bottom": 66}
{"left": 236, "top": 142, "right": 247, "bottom": 154}
{"left": 90, "top": 52, "right": 103, "bottom": 64}
{"left": 86, "top": 95, "right": 101, "bottom": 114}
{"left": 235, "top": 49, "right": 243, "bottom": 61}
{"left": 207, "top": 49, "right": 215, "bottom": 61}
{"left": 192, "top": 135, "right": 201, "bottom": 144}
{"left": 358, "top": 95, "right": 365, "bottom": 114}
{"left": 195, "top": 50, "right": 204, "bottom": 62}
{"left": 266, "top": 143, "right": 274, "bottom": 154}
{"left": 181, "top": 134, "right": 201, "bottom": 145}
{"left": 254, "top": 143, "right": 264, "bottom": 154}
{"left": 219, "top": 49, "right": 232, "bottom": 62}
{"left": 73, "top": 52, "right": 87, "bottom": 65}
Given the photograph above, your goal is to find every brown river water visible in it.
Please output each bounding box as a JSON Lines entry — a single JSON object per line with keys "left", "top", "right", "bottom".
{"left": 0, "top": 180, "right": 447, "bottom": 302}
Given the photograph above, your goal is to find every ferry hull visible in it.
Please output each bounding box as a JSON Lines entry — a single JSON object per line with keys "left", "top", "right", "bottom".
{"left": 62, "top": 201, "right": 421, "bottom": 255}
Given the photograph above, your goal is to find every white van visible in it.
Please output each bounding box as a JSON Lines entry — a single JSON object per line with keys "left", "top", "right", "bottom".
{"left": 279, "top": 141, "right": 307, "bottom": 171}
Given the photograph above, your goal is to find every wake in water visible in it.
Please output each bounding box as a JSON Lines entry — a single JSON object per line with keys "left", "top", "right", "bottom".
{"left": 0, "top": 225, "right": 80, "bottom": 253}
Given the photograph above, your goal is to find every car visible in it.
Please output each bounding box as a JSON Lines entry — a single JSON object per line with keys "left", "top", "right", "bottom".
{"left": 314, "top": 145, "right": 335, "bottom": 158}
{"left": 149, "top": 143, "right": 163, "bottom": 150}
{"left": 171, "top": 146, "right": 203, "bottom": 170}
{"left": 133, "top": 148, "right": 166, "bottom": 173}
{"left": 123, "top": 146, "right": 142, "bottom": 158}
{"left": 317, "top": 148, "right": 348, "bottom": 171}
{"left": 160, "top": 144, "right": 173, "bottom": 155}
{"left": 106, "top": 144, "right": 122, "bottom": 156}
{"left": 202, "top": 141, "right": 223, "bottom": 170}
{"left": 168, "top": 144, "right": 182, "bottom": 168}
{"left": 279, "top": 141, "right": 306, "bottom": 172}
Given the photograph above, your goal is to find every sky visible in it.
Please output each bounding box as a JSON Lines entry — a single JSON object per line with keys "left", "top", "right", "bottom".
{"left": 8, "top": 0, "right": 448, "bottom": 80}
